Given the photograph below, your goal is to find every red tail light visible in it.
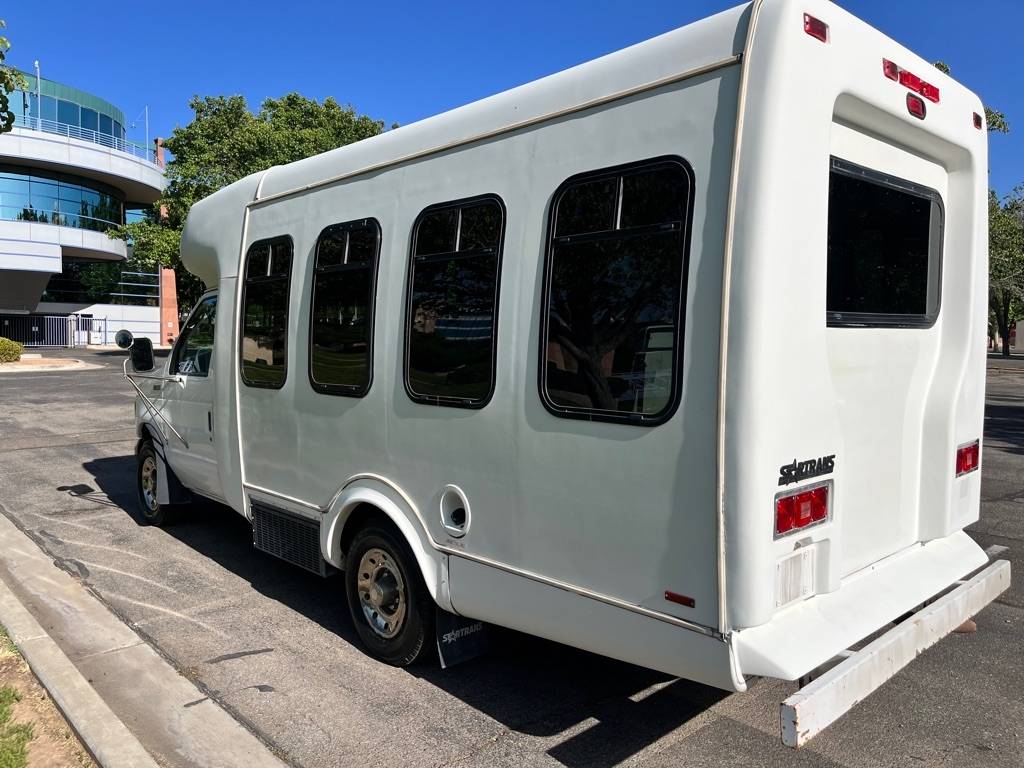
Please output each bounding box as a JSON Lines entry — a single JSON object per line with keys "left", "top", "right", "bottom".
{"left": 803, "top": 13, "right": 829, "bottom": 43}
{"left": 776, "top": 483, "right": 830, "bottom": 537}
{"left": 920, "top": 82, "right": 940, "bottom": 103}
{"left": 907, "top": 94, "right": 927, "bottom": 120}
{"left": 898, "top": 70, "right": 923, "bottom": 91}
{"left": 956, "top": 440, "right": 980, "bottom": 476}
{"left": 882, "top": 59, "right": 941, "bottom": 104}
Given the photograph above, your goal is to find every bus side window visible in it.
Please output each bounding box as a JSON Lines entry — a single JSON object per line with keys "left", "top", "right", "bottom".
{"left": 241, "top": 236, "right": 293, "bottom": 389}
{"left": 540, "top": 157, "right": 693, "bottom": 425}
{"left": 405, "top": 196, "right": 505, "bottom": 408}
{"left": 308, "top": 218, "right": 382, "bottom": 396}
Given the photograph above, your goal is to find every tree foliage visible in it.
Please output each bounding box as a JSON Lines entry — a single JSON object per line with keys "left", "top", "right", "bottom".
{"left": 109, "top": 94, "right": 386, "bottom": 312}
{"left": 0, "top": 20, "right": 28, "bottom": 133}
{"left": 989, "top": 188, "right": 1024, "bottom": 356}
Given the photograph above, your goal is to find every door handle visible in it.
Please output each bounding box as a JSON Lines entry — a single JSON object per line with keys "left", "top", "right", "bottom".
{"left": 207, "top": 411, "right": 213, "bottom": 434}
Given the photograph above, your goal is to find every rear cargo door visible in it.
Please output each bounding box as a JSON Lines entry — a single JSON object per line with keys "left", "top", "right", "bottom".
{"left": 826, "top": 124, "right": 949, "bottom": 576}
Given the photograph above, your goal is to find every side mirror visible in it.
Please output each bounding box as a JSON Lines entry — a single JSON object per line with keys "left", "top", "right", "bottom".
{"left": 130, "top": 337, "right": 156, "bottom": 373}
{"left": 116, "top": 328, "right": 156, "bottom": 372}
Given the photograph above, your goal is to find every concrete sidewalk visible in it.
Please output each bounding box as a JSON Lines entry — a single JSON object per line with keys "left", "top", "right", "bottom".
{"left": 0, "top": 509, "right": 287, "bottom": 768}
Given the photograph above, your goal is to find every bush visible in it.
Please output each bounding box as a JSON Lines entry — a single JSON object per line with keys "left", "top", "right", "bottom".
{"left": 0, "top": 338, "right": 23, "bottom": 363}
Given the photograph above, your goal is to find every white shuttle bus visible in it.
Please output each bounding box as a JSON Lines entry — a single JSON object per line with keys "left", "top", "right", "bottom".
{"left": 121, "top": 0, "right": 1010, "bottom": 746}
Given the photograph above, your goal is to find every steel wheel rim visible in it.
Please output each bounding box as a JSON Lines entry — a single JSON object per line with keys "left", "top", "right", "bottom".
{"left": 356, "top": 547, "right": 407, "bottom": 640}
{"left": 140, "top": 456, "right": 158, "bottom": 513}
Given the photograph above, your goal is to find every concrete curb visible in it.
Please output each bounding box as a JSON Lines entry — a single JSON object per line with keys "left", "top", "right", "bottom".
{"left": 0, "top": 360, "right": 102, "bottom": 374}
{"left": 0, "top": 576, "right": 159, "bottom": 768}
{"left": 0, "top": 511, "right": 288, "bottom": 768}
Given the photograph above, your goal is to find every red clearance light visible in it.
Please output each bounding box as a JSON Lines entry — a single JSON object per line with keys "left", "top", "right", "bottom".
{"left": 907, "top": 93, "right": 927, "bottom": 120}
{"left": 898, "top": 70, "right": 923, "bottom": 91}
{"left": 804, "top": 13, "right": 829, "bottom": 42}
{"left": 956, "top": 440, "right": 980, "bottom": 476}
{"left": 974, "top": 112, "right": 984, "bottom": 130}
{"left": 776, "top": 484, "right": 829, "bottom": 537}
{"left": 884, "top": 60, "right": 941, "bottom": 104}
{"left": 920, "top": 82, "right": 940, "bottom": 103}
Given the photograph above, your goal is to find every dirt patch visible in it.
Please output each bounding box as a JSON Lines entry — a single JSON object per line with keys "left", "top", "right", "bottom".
{"left": 0, "top": 634, "right": 94, "bottom": 768}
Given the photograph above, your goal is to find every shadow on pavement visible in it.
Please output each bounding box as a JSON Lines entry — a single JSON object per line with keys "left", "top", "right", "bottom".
{"left": 82, "top": 452, "right": 729, "bottom": 768}
{"left": 985, "top": 402, "right": 1024, "bottom": 456}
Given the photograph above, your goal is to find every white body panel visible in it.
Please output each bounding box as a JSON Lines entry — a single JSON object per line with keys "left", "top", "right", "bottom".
{"left": 131, "top": 0, "right": 1002, "bottom": 722}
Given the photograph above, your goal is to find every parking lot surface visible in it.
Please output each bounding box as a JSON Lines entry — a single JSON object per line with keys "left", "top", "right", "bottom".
{"left": 0, "top": 348, "right": 1021, "bottom": 768}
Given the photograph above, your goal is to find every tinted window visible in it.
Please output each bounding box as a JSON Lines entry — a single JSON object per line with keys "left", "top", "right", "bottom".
{"left": 827, "top": 158, "right": 943, "bottom": 326}
{"left": 309, "top": 219, "right": 381, "bottom": 395}
{"left": 542, "top": 159, "right": 692, "bottom": 424}
{"left": 40, "top": 96, "right": 56, "bottom": 122}
{"left": 57, "top": 100, "right": 78, "bottom": 126}
{"left": 406, "top": 197, "right": 504, "bottom": 406}
{"left": 80, "top": 108, "right": 98, "bottom": 132}
{"left": 173, "top": 295, "right": 217, "bottom": 377}
{"left": 241, "top": 237, "right": 292, "bottom": 388}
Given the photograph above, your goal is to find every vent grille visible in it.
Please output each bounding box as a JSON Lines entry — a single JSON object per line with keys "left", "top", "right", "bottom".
{"left": 251, "top": 501, "right": 327, "bottom": 576}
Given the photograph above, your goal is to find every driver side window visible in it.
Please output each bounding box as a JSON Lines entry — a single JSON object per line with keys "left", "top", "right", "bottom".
{"left": 172, "top": 295, "right": 217, "bottom": 377}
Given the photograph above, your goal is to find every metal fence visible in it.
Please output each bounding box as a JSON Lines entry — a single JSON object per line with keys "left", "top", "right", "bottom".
{"left": 0, "top": 314, "right": 107, "bottom": 348}
{"left": 13, "top": 114, "right": 155, "bottom": 164}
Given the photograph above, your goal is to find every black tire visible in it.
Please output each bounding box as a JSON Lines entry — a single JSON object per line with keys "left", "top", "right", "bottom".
{"left": 344, "top": 524, "right": 434, "bottom": 666}
{"left": 136, "top": 441, "right": 176, "bottom": 526}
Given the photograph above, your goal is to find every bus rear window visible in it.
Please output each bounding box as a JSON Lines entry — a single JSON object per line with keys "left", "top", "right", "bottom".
{"left": 826, "top": 158, "right": 943, "bottom": 327}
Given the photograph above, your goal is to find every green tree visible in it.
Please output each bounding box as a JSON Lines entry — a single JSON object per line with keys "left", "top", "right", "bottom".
{"left": 109, "top": 94, "right": 386, "bottom": 312}
{"left": 989, "top": 188, "right": 1024, "bottom": 357}
{"left": 0, "top": 20, "right": 28, "bottom": 133}
{"left": 935, "top": 62, "right": 1020, "bottom": 355}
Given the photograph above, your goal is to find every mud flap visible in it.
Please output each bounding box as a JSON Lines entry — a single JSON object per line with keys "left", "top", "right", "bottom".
{"left": 151, "top": 441, "right": 191, "bottom": 506}
{"left": 435, "top": 607, "right": 489, "bottom": 669}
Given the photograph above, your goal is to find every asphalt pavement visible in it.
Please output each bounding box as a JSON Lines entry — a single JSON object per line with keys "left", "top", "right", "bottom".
{"left": 0, "top": 348, "right": 1020, "bottom": 768}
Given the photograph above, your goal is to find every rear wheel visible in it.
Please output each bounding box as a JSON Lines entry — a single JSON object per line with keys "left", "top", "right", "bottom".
{"left": 344, "top": 524, "right": 433, "bottom": 666}
{"left": 136, "top": 441, "right": 176, "bottom": 526}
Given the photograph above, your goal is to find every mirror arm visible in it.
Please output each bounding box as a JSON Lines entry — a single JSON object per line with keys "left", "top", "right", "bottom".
{"left": 123, "top": 360, "right": 190, "bottom": 450}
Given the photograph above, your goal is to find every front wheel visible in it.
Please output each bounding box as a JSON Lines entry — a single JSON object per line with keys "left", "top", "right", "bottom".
{"left": 344, "top": 525, "right": 433, "bottom": 666}
{"left": 136, "top": 442, "right": 176, "bottom": 526}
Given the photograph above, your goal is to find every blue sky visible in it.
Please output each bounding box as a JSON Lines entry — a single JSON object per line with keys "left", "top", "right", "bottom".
{"left": 6, "top": 1, "right": 1020, "bottom": 195}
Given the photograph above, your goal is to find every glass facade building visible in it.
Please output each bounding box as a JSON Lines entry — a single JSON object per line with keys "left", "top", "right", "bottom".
{"left": 0, "top": 165, "right": 125, "bottom": 231}
{"left": 0, "top": 68, "right": 164, "bottom": 318}
{"left": 11, "top": 75, "right": 125, "bottom": 141}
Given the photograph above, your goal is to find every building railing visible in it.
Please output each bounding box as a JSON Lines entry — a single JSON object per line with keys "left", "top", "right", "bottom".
{"left": 12, "top": 114, "right": 157, "bottom": 164}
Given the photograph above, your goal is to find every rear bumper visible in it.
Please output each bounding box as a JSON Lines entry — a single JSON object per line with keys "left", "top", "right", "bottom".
{"left": 781, "top": 557, "right": 1010, "bottom": 747}
{"left": 731, "top": 531, "right": 990, "bottom": 679}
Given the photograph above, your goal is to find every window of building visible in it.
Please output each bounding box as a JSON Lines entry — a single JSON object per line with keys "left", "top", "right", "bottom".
{"left": 826, "top": 158, "right": 943, "bottom": 327}
{"left": 80, "top": 108, "right": 98, "bottom": 132}
{"left": 0, "top": 165, "right": 124, "bottom": 230}
{"left": 406, "top": 196, "right": 504, "bottom": 407}
{"left": 57, "top": 99, "right": 78, "bottom": 127}
{"left": 172, "top": 294, "right": 217, "bottom": 377}
{"left": 309, "top": 218, "right": 381, "bottom": 395}
{"left": 99, "top": 113, "right": 112, "bottom": 136}
{"left": 241, "top": 237, "right": 293, "bottom": 388}
{"left": 41, "top": 96, "right": 57, "bottom": 123}
{"left": 540, "top": 158, "right": 693, "bottom": 425}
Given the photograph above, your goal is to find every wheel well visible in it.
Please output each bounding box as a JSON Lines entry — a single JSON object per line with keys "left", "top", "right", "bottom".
{"left": 338, "top": 503, "right": 402, "bottom": 565}
{"left": 136, "top": 424, "right": 159, "bottom": 458}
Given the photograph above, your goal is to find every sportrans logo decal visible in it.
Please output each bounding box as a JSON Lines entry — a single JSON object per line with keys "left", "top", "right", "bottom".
{"left": 778, "top": 454, "right": 835, "bottom": 486}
